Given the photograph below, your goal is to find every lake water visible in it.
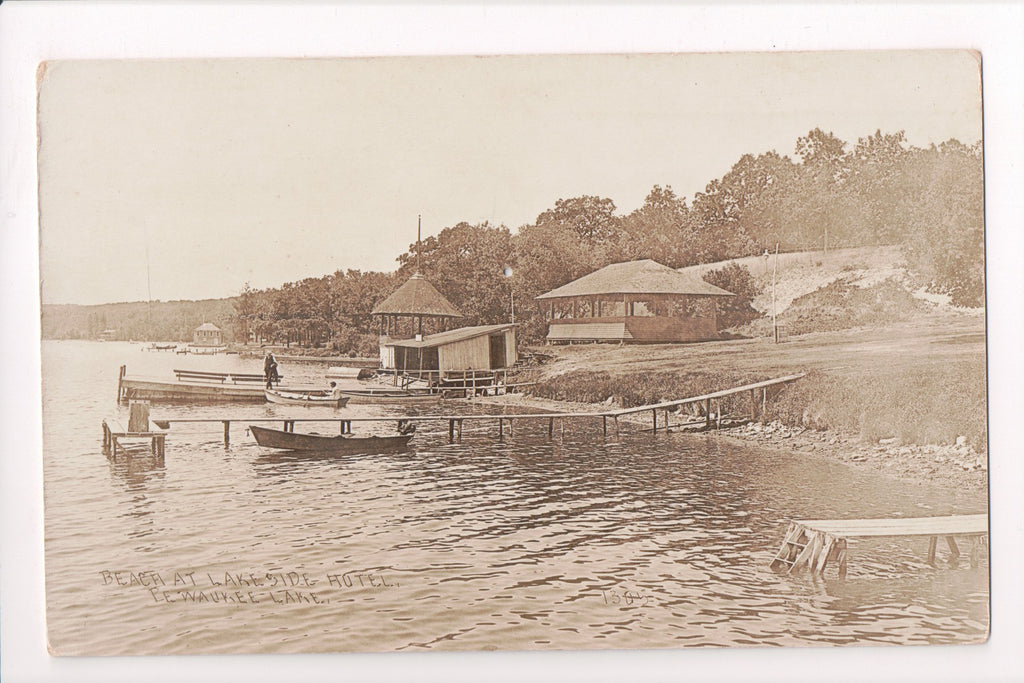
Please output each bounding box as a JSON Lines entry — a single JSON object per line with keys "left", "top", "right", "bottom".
{"left": 41, "top": 341, "right": 988, "bottom": 655}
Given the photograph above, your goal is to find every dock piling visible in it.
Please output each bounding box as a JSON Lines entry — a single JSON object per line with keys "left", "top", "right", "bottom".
{"left": 772, "top": 515, "right": 987, "bottom": 577}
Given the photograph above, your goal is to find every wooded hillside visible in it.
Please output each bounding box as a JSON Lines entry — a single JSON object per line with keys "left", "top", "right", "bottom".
{"left": 43, "top": 128, "right": 983, "bottom": 350}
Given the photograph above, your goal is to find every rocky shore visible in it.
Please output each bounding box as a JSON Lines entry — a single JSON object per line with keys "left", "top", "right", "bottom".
{"left": 719, "top": 419, "right": 988, "bottom": 493}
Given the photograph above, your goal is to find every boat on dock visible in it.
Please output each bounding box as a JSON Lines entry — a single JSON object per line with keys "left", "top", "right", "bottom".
{"left": 325, "top": 366, "right": 375, "bottom": 380}
{"left": 265, "top": 388, "right": 350, "bottom": 408}
{"left": 249, "top": 424, "right": 413, "bottom": 453}
{"left": 117, "top": 365, "right": 280, "bottom": 404}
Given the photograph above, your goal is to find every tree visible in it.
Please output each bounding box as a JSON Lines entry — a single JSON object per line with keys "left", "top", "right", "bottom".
{"left": 702, "top": 263, "right": 763, "bottom": 329}
{"left": 617, "top": 185, "right": 693, "bottom": 267}
{"left": 396, "top": 221, "right": 515, "bottom": 326}
{"left": 535, "top": 196, "right": 619, "bottom": 245}
{"left": 795, "top": 128, "right": 848, "bottom": 170}
{"left": 895, "top": 140, "right": 984, "bottom": 306}
{"left": 788, "top": 129, "right": 852, "bottom": 252}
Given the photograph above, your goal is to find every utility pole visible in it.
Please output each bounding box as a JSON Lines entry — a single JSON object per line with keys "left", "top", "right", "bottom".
{"left": 772, "top": 243, "right": 779, "bottom": 344}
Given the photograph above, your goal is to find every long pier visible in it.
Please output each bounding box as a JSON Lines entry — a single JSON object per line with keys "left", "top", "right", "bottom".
{"left": 770, "top": 514, "right": 989, "bottom": 577}
{"left": 148, "top": 373, "right": 805, "bottom": 445}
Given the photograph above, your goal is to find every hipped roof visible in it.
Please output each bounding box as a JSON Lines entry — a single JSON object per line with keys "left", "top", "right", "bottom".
{"left": 535, "top": 259, "right": 735, "bottom": 300}
{"left": 372, "top": 273, "right": 463, "bottom": 317}
{"left": 383, "top": 324, "right": 514, "bottom": 349}
{"left": 195, "top": 322, "right": 221, "bottom": 331}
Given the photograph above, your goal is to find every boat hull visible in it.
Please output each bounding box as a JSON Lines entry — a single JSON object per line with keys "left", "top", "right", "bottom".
{"left": 338, "top": 389, "right": 440, "bottom": 405}
{"left": 121, "top": 377, "right": 266, "bottom": 403}
{"left": 264, "top": 389, "right": 349, "bottom": 408}
{"left": 249, "top": 425, "right": 413, "bottom": 453}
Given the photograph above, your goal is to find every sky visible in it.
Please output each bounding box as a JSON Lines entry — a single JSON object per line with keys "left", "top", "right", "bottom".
{"left": 37, "top": 51, "right": 982, "bottom": 305}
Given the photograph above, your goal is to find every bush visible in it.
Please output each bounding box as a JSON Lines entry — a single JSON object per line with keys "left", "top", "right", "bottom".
{"left": 702, "top": 263, "right": 763, "bottom": 329}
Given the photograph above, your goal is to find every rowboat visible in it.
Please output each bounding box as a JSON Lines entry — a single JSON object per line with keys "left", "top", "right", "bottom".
{"left": 249, "top": 425, "right": 413, "bottom": 453}
{"left": 265, "top": 388, "right": 350, "bottom": 408}
{"left": 337, "top": 388, "right": 441, "bottom": 405}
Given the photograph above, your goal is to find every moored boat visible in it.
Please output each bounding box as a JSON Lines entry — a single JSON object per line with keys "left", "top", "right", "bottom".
{"left": 337, "top": 388, "right": 441, "bottom": 405}
{"left": 249, "top": 425, "right": 413, "bottom": 453}
{"left": 264, "top": 388, "right": 349, "bottom": 408}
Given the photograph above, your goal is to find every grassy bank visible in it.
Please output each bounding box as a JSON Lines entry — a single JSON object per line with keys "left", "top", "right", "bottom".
{"left": 764, "top": 364, "right": 986, "bottom": 450}
{"left": 524, "top": 361, "right": 987, "bottom": 451}
{"left": 518, "top": 310, "right": 987, "bottom": 452}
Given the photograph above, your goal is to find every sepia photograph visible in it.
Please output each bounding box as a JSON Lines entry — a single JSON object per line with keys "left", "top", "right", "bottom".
{"left": 3, "top": 4, "right": 1023, "bottom": 683}
{"left": 36, "top": 49, "right": 990, "bottom": 653}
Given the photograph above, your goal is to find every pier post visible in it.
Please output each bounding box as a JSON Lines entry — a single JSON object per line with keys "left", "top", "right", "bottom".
{"left": 498, "top": 418, "right": 503, "bottom": 440}
{"left": 614, "top": 416, "right": 620, "bottom": 436}
{"left": 457, "top": 419, "right": 463, "bottom": 442}
{"left": 449, "top": 419, "right": 455, "bottom": 443}
{"left": 223, "top": 421, "right": 230, "bottom": 446}
{"left": 651, "top": 409, "right": 657, "bottom": 433}
{"left": 927, "top": 537, "right": 938, "bottom": 564}
{"left": 117, "top": 365, "right": 126, "bottom": 405}
{"left": 705, "top": 398, "right": 712, "bottom": 430}
{"left": 945, "top": 536, "right": 960, "bottom": 561}
{"left": 548, "top": 418, "right": 554, "bottom": 438}
{"left": 750, "top": 389, "right": 757, "bottom": 420}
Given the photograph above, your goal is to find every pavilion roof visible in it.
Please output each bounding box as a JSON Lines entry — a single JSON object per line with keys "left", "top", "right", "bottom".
{"left": 535, "top": 259, "right": 734, "bottom": 300}
{"left": 372, "top": 273, "right": 463, "bottom": 317}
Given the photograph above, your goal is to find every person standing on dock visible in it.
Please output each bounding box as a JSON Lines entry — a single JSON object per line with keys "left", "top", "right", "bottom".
{"left": 264, "top": 352, "right": 279, "bottom": 389}
{"left": 329, "top": 381, "right": 342, "bottom": 399}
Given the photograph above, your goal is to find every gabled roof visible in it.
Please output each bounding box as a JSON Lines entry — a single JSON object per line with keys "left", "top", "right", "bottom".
{"left": 383, "top": 324, "right": 514, "bottom": 349}
{"left": 195, "top": 322, "right": 221, "bottom": 331}
{"left": 372, "top": 273, "right": 463, "bottom": 317}
{"left": 535, "top": 259, "right": 735, "bottom": 300}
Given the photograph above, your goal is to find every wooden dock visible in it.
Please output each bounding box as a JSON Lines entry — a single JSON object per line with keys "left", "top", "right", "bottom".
{"left": 102, "top": 415, "right": 167, "bottom": 463}
{"left": 770, "top": 514, "right": 989, "bottom": 578}
{"left": 146, "top": 373, "right": 806, "bottom": 446}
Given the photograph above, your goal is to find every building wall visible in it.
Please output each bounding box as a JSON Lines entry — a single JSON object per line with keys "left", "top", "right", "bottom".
{"left": 438, "top": 336, "right": 492, "bottom": 373}
{"left": 192, "top": 329, "right": 222, "bottom": 346}
{"left": 379, "top": 343, "right": 395, "bottom": 370}
{"left": 547, "top": 316, "right": 717, "bottom": 343}
{"left": 504, "top": 328, "right": 518, "bottom": 367}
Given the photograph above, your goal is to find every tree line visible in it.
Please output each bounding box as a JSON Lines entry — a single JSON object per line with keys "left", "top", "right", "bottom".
{"left": 44, "top": 128, "right": 983, "bottom": 349}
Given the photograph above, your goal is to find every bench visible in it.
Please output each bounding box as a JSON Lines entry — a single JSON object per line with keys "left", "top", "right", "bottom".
{"left": 102, "top": 417, "right": 167, "bottom": 460}
{"left": 173, "top": 369, "right": 282, "bottom": 384}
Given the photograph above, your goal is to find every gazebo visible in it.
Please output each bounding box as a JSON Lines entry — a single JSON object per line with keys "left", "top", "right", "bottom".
{"left": 192, "top": 322, "right": 223, "bottom": 347}
{"left": 372, "top": 272, "right": 463, "bottom": 340}
{"left": 535, "top": 259, "right": 734, "bottom": 344}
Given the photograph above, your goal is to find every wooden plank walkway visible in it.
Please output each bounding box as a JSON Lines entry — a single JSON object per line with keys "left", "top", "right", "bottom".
{"left": 770, "top": 514, "right": 988, "bottom": 578}
{"left": 142, "top": 373, "right": 806, "bottom": 448}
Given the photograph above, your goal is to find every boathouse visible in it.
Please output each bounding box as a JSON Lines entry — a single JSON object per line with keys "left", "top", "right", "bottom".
{"left": 192, "top": 322, "right": 223, "bottom": 347}
{"left": 535, "top": 259, "right": 734, "bottom": 344}
{"left": 379, "top": 324, "right": 518, "bottom": 381}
